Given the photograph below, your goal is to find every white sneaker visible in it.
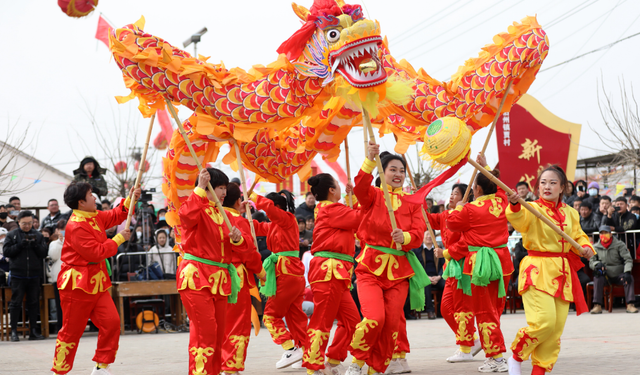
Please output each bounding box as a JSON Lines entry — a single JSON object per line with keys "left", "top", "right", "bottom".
{"left": 344, "top": 363, "right": 363, "bottom": 375}
{"left": 446, "top": 349, "right": 474, "bottom": 363}
{"left": 471, "top": 339, "right": 483, "bottom": 357}
{"left": 398, "top": 358, "right": 411, "bottom": 373}
{"left": 292, "top": 360, "right": 303, "bottom": 369}
{"left": 323, "top": 363, "right": 345, "bottom": 375}
{"left": 276, "top": 347, "right": 303, "bottom": 369}
{"left": 385, "top": 359, "right": 403, "bottom": 374}
{"left": 91, "top": 365, "right": 113, "bottom": 375}
{"left": 478, "top": 358, "right": 508, "bottom": 373}
{"left": 507, "top": 357, "right": 521, "bottom": 375}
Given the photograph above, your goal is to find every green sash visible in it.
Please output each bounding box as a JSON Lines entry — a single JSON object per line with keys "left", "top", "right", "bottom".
{"left": 442, "top": 258, "right": 471, "bottom": 296}
{"left": 182, "top": 253, "right": 241, "bottom": 303}
{"left": 468, "top": 244, "right": 507, "bottom": 298}
{"left": 89, "top": 260, "right": 111, "bottom": 277}
{"left": 366, "top": 245, "right": 429, "bottom": 311}
{"left": 314, "top": 251, "right": 356, "bottom": 290}
{"left": 260, "top": 251, "right": 299, "bottom": 297}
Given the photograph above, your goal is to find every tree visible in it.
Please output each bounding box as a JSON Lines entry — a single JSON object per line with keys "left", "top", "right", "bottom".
{"left": 0, "top": 122, "right": 44, "bottom": 197}
{"left": 594, "top": 79, "right": 640, "bottom": 190}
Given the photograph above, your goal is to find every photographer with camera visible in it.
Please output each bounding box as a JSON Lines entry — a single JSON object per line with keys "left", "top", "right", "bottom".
{"left": 589, "top": 225, "right": 638, "bottom": 314}
{"left": 3, "top": 210, "right": 48, "bottom": 341}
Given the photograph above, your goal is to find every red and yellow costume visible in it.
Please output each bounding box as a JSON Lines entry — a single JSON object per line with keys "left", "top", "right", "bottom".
{"left": 302, "top": 200, "right": 362, "bottom": 374}
{"left": 447, "top": 185, "right": 514, "bottom": 359}
{"left": 427, "top": 209, "right": 477, "bottom": 351}
{"left": 507, "top": 198, "right": 594, "bottom": 374}
{"left": 221, "top": 207, "right": 266, "bottom": 374}
{"left": 177, "top": 187, "right": 253, "bottom": 375}
{"left": 253, "top": 195, "right": 308, "bottom": 350}
{"left": 51, "top": 199, "right": 131, "bottom": 374}
{"left": 350, "top": 158, "right": 426, "bottom": 374}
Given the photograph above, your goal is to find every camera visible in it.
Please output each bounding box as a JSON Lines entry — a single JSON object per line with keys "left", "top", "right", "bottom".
{"left": 25, "top": 234, "right": 36, "bottom": 241}
{"left": 140, "top": 188, "right": 156, "bottom": 203}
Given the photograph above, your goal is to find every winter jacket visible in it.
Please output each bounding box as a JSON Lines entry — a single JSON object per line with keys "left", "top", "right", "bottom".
{"left": 590, "top": 237, "right": 633, "bottom": 278}
{"left": 579, "top": 213, "right": 600, "bottom": 234}
{"left": 72, "top": 156, "right": 108, "bottom": 197}
{"left": 41, "top": 212, "right": 67, "bottom": 231}
{"left": 48, "top": 238, "right": 63, "bottom": 283}
{"left": 3, "top": 228, "right": 48, "bottom": 277}
{"left": 605, "top": 211, "right": 638, "bottom": 233}
{"left": 295, "top": 202, "right": 315, "bottom": 220}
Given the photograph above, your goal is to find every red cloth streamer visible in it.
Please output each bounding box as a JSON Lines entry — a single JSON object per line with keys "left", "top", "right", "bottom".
{"left": 403, "top": 152, "right": 470, "bottom": 205}
{"left": 95, "top": 15, "right": 112, "bottom": 46}
{"left": 526, "top": 250, "right": 589, "bottom": 316}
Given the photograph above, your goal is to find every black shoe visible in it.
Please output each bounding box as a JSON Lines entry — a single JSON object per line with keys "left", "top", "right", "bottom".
{"left": 10, "top": 330, "right": 19, "bottom": 342}
{"left": 28, "top": 329, "right": 45, "bottom": 340}
{"left": 427, "top": 311, "right": 437, "bottom": 320}
{"left": 405, "top": 314, "right": 417, "bottom": 320}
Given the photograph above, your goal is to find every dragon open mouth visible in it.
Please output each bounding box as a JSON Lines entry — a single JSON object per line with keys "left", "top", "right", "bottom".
{"left": 329, "top": 36, "right": 387, "bottom": 88}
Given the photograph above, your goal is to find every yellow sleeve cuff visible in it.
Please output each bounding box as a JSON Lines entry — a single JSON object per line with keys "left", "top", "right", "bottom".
{"left": 443, "top": 249, "right": 452, "bottom": 260}
{"left": 455, "top": 205, "right": 464, "bottom": 212}
{"left": 112, "top": 233, "right": 126, "bottom": 247}
{"left": 123, "top": 197, "right": 131, "bottom": 209}
{"left": 402, "top": 232, "right": 412, "bottom": 246}
{"left": 257, "top": 268, "right": 266, "bottom": 280}
{"left": 361, "top": 158, "right": 376, "bottom": 174}
{"left": 194, "top": 186, "right": 207, "bottom": 198}
{"left": 230, "top": 236, "right": 245, "bottom": 246}
{"left": 484, "top": 165, "right": 492, "bottom": 171}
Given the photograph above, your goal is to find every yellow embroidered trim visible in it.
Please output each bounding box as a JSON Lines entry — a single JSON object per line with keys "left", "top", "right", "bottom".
{"left": 123, "top": 197, "right": 131, "bottom": 209}
{"left": 194, "top": 186, "right": 207, "bottom": 198}
{"left": 361, "top": 158, "right": 376, "bottom": 174}
{"left": 72, "top": 209, "right": 98, "bottom": 219}
{"left": 112, "top": 234, "right": 126, "bottom": 247}
{"left": 443, "top": 249, "right": 452, "bottom": 260}
{"left": 230, "top": 236, "right": 244, "bottom": 246}
{"left": 455, "top": 205, "right": 463, "bottom": 212}
{"left": 402, "top": 232, "right": 411, "bottom": 245}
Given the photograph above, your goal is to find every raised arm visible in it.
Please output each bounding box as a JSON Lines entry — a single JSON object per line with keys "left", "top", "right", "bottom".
{"left": 446, "top": 206, "right": 472, "bottom": 233}
{"left": 179, "top": 187, "right": 209, "bottom": 230}
{"left": 254, "top": 195, "right": 295, "bottom": 231}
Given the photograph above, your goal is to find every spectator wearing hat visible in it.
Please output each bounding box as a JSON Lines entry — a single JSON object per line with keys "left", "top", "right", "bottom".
{"left": 73, "top": 156, "right": 108, "bottom": 198}
{"left": 585, "top": 181, "right": 601, "bottom": 207}
{"left": 589, "top": 225, "right": 638, "bottom": 314}
{"left": 579, "top": 201, "right": 599, "bottom": 234}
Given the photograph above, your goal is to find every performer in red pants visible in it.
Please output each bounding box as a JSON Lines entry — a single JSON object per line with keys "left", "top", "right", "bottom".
{"left": 51, "top": 182, "right": 139, "bottom": 375}
{"left": 429, "top": 184, "right": 483, "bottom": 363}
{"left": 177, "top": 168, "right": 253, "bottom": 375}
{"left": 344, "top": 144, "right": 427, "bottom": 375}
{"left": 251, "top": 191, "right": 309, "bottom": 369}
{"left": 447, "top": 155, "right": 514, "bottom": 373}
{"left": 221, "top": 182, "right": 266, "bottom": 374}
{"left": 301, "top": 174, "right": 362, "bottom": 375}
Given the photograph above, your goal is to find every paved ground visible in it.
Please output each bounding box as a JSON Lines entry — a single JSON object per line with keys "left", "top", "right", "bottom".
{"left": 2, "top": 307, "right": 638, "bottom": 374}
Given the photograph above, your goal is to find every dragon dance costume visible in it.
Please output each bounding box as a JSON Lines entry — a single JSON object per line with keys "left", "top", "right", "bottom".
{"left": 427, "top": 209, "right": 479, "bottom": 354}
{"left": 221, "top": 207, "right": 266, "bottom": 374}
{"left": 177, "top": 187, "right": 253, "bottom": 375}
{"left": 302, "top": 200, "right": 361, "bottom": 374}
{"left": 506, "top": 198, "right": 594, "bottom": 374}
{"left": 253, "top": 195, "right": 309, "bottom": 352}
{"left": 51, "top": 199, "right": 131, "bottom": 375}
{"left": 349, "top": 158, "right": 427, "bottom": 374}
{"left": 447, "top": 183, "right": 514, "bottom": 363}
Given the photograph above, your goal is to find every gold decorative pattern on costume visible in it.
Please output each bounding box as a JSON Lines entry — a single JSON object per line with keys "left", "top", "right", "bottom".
{"left": 454, "top": 312, "right": 474, "bottom": 342}
{"left": 350, "top": 318, "right": 379, "bottom": 352}
{"left": 303, "top": 329, "right": 330, "bottom": 365}
{"left": 263, "top": 315, "right": 288, "bottom": 340}
{"left": 208, "top": 270, "right": 229, "bottom": 295}
{"left": 225, "top": 335, "right": 250, "bottom": 369}
{"left": 89, "top": 270, "right": 107, "bottom": 294}
{"left": 59, "top": 269, "right": 83, "bottom": 290}
{"left": 488, "top": 197, "right": 503, "bottom": 218}
{"left": 478, "top": 322, "right": 501, "bottom": 355}
{"left": 179, "top": 263, "right": 200, "bottom": 290}
{"left": 391, "top": 331, "right": 399, "bottom": 353}
{"left": 52, "top": 339, "right": 76, "bottom": 373}
{"left": 510, "top": 327, "right": 538, "bottom": 360}
{"left": 189, "top": 346, "right": 215, "bottom": 375}
{"left": 205, "top": 206, "right": 224, "bottom": 225}
{"left": 319, "top": 258, "right": 347, "bottom": 282}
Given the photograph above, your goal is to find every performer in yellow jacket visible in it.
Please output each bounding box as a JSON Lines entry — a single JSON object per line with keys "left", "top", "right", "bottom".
{"left": 505, "top": 165, "right": 594, "bottom": 375}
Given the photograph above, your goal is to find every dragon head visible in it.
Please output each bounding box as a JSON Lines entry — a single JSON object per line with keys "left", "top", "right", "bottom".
{"left": 279, "top": 0, "right": 387, "bottom": 89}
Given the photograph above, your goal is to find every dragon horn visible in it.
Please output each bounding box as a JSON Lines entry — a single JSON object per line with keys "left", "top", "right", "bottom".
{"left": 291, "top": 2, "right": 310, "bottom": 21}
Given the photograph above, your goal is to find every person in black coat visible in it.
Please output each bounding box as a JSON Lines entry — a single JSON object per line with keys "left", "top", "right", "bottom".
{"left": 412, "top": 233, "right": 446, "bottom": 319}
{"left": 3, "top": 211, "right": 48, "bottom": 341}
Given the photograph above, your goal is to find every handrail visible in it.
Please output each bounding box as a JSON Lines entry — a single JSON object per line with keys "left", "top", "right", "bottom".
{"left": 114, "top": 250, "right": 178, "bottom": 281}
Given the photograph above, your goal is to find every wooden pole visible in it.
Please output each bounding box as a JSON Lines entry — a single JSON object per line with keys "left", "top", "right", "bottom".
{"left": 233, "top": 140, "right": 259, "bottom": 250}
{"left": 462, "top": 80, "right": 513, "bottom": 203}
{"left": 344, "top": 137, "right": 353, "bottom": 208}
{"left": 246, "top": 178, "right": 259, "bottom": 199}
{"left": 125, "top": 114, "right": 156, "bottom": 229}
{"left": 467, "top": 158, "right": 585, "bottom": 252}
{"left": 362, "top": 110, "right": 402, "bottom": 250}
{"left": 164, "top": 99, "right": 233, "bottom": 231}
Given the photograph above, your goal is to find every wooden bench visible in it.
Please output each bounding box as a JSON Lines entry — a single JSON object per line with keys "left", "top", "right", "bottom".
{"left": 112, "top": 280, "right": 184, "bottom": 335}
{"left": 1, "top": 284, "right": 55, "bottom": 340}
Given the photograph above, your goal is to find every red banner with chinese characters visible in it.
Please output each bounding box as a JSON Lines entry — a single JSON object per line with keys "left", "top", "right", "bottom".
{"left": 496, "top": 94, "right": 581, "bottom": 190}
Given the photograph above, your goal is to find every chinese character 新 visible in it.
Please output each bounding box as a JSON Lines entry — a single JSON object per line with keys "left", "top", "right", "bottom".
{"left": 519, "top": 138, "right": 542, "bottom": 164}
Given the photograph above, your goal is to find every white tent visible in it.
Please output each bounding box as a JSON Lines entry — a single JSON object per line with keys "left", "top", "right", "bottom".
{"left": 0, "top": 140, "right": 72, "bottom": 211}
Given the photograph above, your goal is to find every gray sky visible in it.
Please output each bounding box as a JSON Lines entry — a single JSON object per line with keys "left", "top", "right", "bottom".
{"left": 1, "top": 0, "right": 639, "bottom": 203}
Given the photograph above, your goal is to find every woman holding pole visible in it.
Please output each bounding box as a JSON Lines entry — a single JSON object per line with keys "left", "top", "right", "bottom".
{"left": 301, "top": 173, "right": 362, "bottom": 375}
{"left": 505, "top": 165, "right": 594, "bottom": 375}
{"left": 446, "top": 154, "right": 514, "bottom": 373}
{"left": 344, "top": 144, "right": 427, "bottom": 375}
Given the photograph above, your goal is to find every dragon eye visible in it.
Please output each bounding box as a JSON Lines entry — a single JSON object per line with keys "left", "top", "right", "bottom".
{"left": 326, "top": 29, "right": 340, "bottom": 43}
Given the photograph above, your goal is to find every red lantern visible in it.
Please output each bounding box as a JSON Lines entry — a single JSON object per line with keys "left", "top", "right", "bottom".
{"left": 114, "top": 161, "right": 127, "bottom": 175}
{"left": 135, "top": 160, "right": 151, "bottom": 173}
{"left": 58, "top": 0, "right": 98, "bottom": 18}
